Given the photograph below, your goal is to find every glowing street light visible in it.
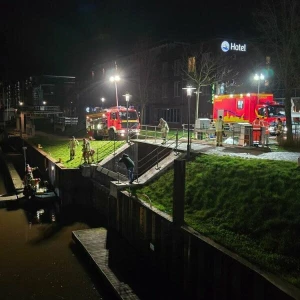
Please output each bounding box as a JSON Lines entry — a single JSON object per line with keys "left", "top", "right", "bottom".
{"left": 183, "top": 85, "right": 196, "bottom": 159}
{"left": 254, "top": 73, "right": 264, "bottom": 102}
{"left": 101, "top": 97, "right": 105, "bottom": 108}
{"left": 123, "top": 93, "right": 131, "bottom": 143}
{"left": 110, "top": 75, "right": 120, "bottom": 107}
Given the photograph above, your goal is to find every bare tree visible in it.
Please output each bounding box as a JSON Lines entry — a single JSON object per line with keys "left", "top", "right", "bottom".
{"left": 255, "top": 0, "right": 300, "bottom": 142}
{"left": 131, "top": 38, "right": 158, "bottom": 125}
{"left": 182, "top": 44, "right": 237, "bottom": 129}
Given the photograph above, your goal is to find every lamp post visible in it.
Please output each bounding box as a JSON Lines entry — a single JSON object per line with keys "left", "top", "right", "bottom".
{"left": 101, "top": 97, "right": 105, "bottom": 108}
{"left": 123, "top": 93, "right": 131, "bottom": 143}
{"left": 254, "top": 73, "right": 264, "bottom": 103}
{"left": 183, "top": 86, "right": 196, "bottom": 159}
{"left": 109, "top": 75, "right": 120, "bottom": 107}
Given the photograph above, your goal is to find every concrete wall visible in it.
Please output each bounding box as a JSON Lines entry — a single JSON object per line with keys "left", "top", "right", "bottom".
{"left": 7, "top": 136, "right": 93, "bottom": 206}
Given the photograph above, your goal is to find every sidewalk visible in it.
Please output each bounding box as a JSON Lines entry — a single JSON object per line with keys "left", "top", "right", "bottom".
{"left": 139, "top": 136, "right": 300, "bottom": 163}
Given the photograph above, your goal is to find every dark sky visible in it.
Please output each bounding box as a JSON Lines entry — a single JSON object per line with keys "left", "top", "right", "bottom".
{"left": 0, "top": 0, "right": 260, "bottom": 80}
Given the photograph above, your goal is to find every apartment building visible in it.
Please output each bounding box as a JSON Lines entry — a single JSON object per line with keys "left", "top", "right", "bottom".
{"left": 90, "top": 38, "right": 269, "bottom": 127}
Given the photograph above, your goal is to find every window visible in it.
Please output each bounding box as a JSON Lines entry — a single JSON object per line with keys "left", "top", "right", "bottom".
{"left": 162, "top": 62, "right": 168, "bottom": 78}
{"left": 188, "top": 57, "right": 195, "bottom": 73}
{"left": 158, "top": 108, "right": 181, "bottom": 123}
{"left": 237, "top": 100, "right": 244, "bottom": 109}
{"left": 174, "top": 81, "right": 181, "bottom": 97}
{"left": 162, "top": 83, "right": 168, "bottom": 98}
{"left": 174, "top": 59, "right": 181, "bottom": 76}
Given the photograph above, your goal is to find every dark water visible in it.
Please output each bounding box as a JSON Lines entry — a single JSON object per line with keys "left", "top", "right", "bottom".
{"left": 0, "top": 171, "right": 111, "bottom": 300}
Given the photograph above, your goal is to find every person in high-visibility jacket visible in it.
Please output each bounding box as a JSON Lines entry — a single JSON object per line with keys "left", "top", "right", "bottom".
{"left": 215, "top": 116, "right": 224, "bottom": 146}
{"left": 260, "top": 117, "right": 269, "bottom": 146}
{"left": 252, "top": 117, "right": 262, "bottom": 145}
{"left": 68, "top": 136, "right": 79, "bottom": 160}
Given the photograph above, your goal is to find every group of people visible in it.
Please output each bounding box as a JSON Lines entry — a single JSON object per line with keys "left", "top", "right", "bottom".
{"left": 65, "top": 118, "right": 168, "bottom": 184}
{"left": 68, "top": 136, "right": 95, "bottom": 164}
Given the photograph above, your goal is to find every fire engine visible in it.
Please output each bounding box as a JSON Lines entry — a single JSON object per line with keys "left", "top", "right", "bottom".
{"left": 86, "top": 106, "right": 140, "bottom": 140}
{"left": 213, "top": 93, "right": 286, "bottom": 125}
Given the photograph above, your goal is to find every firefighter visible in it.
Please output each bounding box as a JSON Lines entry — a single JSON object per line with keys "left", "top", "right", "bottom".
{"left": 252, "top": 117, "right": 262, "bottom": 146}
{"left": 260, "top": 117, "right": 269, "bottom": 146}
{"left": 68, "top": 136, "right": 79, "bottom": 160}
{"left": 82, "top": 138, "right": 91, "bottom": 163}
{"left": 82, "top": 138, "right": 94, "bottom": 164}
{"left": 215, "top": 116, "right": 224, "bottom": 146}
{"left": 25, "top": 164, "right": 38, "bottom": 185}
{"left": 276, "top": 118, "right": 283, "bottom": 143}
{"left": 158, "top": 118, "right": 169, "bottom": 144}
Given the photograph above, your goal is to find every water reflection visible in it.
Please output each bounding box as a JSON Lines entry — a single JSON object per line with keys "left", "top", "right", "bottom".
{"left": 0, "top": 196, "right": 110, "bottom": 300}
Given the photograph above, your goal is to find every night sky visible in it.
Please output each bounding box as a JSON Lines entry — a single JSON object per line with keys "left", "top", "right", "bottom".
{"left": 0, "top": 0, "right": 260, "bottom": 80}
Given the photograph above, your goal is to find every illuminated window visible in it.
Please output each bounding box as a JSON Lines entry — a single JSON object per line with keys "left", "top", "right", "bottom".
{"left": 188, "top": 57, "right": 196, "bottom": 73}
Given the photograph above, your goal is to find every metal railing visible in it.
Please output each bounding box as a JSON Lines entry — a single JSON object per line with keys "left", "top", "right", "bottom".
{"left": 20, "top": 105, "right": 61, "bottom": 112}
{"left": 55, "top": 117, "right": 78, "bottom": 126}
{"left": 96, "top": 140, "right": 118, "bottom": 162}
{"left": 134, "top": 131, "right": 181, "bottom": 182}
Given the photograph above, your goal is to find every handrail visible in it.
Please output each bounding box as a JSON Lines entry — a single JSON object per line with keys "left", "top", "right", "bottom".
{"left": 96, "top": 140, "right": 117, "bottom": 162}
{"left": 136, "top": 131, "right": 180, "bottom": 177}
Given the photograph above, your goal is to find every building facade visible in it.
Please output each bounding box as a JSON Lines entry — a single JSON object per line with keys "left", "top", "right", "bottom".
{"left": 90, "top": 38, "right": 273, "bottom": 127}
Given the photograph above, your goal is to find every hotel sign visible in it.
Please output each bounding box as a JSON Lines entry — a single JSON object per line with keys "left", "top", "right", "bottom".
{"left": 221, "top": 41, "right": 247, "bottom": 52}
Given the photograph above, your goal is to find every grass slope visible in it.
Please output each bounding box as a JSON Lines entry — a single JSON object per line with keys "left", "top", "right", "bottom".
{"left": 27, "top": 136, "right": 125, "bottom": 168}
{"left": 134, "top": 154, "right": 300, "bottom": 287}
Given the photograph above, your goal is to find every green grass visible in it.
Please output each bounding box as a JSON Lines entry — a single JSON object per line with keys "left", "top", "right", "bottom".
{"left": 139, "top": 129, "right": 186, "bottom": 140}
{"left": 132, "top": 154, "right": 300, "bottom": 287}
{"left": 27, "top": 136, "right": 125, "bottom": 168}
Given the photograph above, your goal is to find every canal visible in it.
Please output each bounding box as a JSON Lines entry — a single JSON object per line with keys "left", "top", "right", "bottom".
{"left": 0, "top": 168, "right": 113, "bottom": 299}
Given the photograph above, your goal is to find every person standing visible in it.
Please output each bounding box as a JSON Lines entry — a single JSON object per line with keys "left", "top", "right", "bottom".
{"left": 118, "top": 153, "right": 135, "bottom": 184}
{"left": 252, "top": 117, "right": 263, "bottom": 146}
{"left": 158, "top": 118, "right": 169, "bottom": 144}
{"left": 260, "top": 117, "right": 269, "bottom": 146}
{"left": 276, "top": 118, "right": 283, "bottom": 143}
{"left": 82, "top": 138, "right": 91, "bottom": 163}
{"left": 68, "top": 136, "right": 79, "bottom": 160}
{"left": 25, "top": 164, "right": 38, "bottom": 185}
{"left": 215, "top": 116, "right": 224, "bottom": 146}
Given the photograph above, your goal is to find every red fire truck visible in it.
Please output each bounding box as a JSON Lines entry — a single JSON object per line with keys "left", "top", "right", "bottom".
{"left": 213, "top": 93, "right": 286, "bottom": 125}
{"left": 86, "top": 106, "right": 140, "bottom": 140}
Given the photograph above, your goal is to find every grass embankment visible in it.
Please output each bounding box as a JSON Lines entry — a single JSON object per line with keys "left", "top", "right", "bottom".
{"left": 134, "top": 154, "right": 300, "bottom": 287}
{"left": 27, "top": 136, "right": 125, "bottom": 168}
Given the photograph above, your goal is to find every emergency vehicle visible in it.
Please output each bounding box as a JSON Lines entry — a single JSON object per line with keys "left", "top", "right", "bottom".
{"left": 213, "top": 93, "right": 286, "bottom": 125}
{"left": 86, "top": 106, "right": 140, "bottom": 140}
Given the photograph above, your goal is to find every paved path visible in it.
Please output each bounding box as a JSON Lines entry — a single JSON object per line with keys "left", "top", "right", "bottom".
{"left": 138, "top": 137, "right": 300, "bottom": 163}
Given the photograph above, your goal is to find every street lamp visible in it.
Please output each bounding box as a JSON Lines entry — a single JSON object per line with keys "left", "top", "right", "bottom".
{"left": 109, "top": 75, "right": 120, "bottom": 107}
{"left": 183, "top": 86, "right": 196, "bottom": 159}
{"left": 123, "top": 93, "right": 131, "bottom": 143}
{"left": 254, "top": 73, "right": 264, "bottom": 103}
{"left": 101, "top": 97, "right": 105, "bottom": 108}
